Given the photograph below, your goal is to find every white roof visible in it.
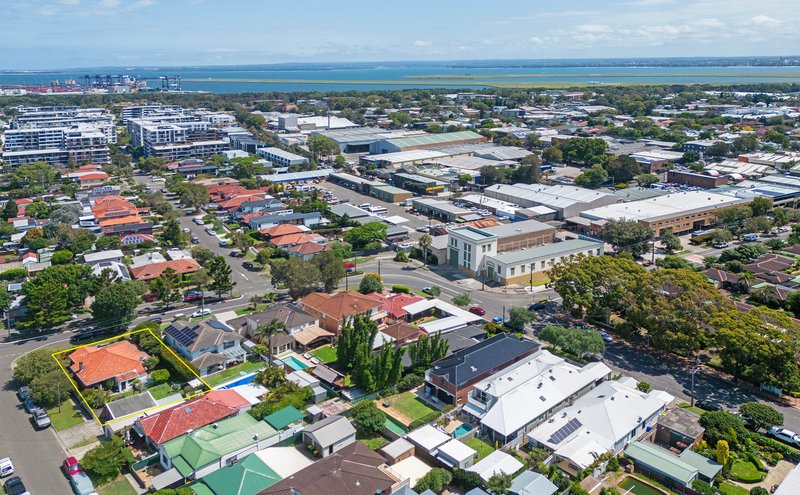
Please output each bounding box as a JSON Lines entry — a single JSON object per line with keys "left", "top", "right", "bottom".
{"left": 363, "top": 149, "right": 448, "bottom": 164}
{"left": 255, "top": 447, "right": 314, "bottom": 478}
{"left": 373, "top": 331, "right": 396, "bottom": 349}
{"left": 84, "top": 249, "right": 124, "bottom": 263}
{"left": 381, "top": 437, "right": 414, "bottom": 459}
{"left": 386, "top": 455, "right": 433, "bottom": 488}
{"left": 775, "top": 462, "right": 800, "bottom": 495}
{"left": 403, "top": 298, "right": 485, "bottom": 326}
{"left": 486, "top": 183, "right": 617, "bottom": 210}
{"left": 405, "top": 424, "right": 451, "bottom": 453}
{"left": 130, "top": 252, "right": 166, "bottom": 268}
{"left": 419, "top": 316, "right": 468, "bottom": 335}
{"left": 468, "top": 450, "right": 524, "bottom": 482}
{"left": 224, "top": 382, "right": 269, "bottom": 405}
{"left": 436, "top": 439, "right": 477, "bottom": 463}
{"left": 478, "top": 352, "right": 612, "bottom": 437}
{"left": 580, "top": 191, "right": 748, "bottom": 223}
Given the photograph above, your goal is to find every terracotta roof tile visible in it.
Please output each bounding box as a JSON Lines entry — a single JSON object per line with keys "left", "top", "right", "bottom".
{"left": 129, "top": 259, "right": 201, "bottom": 281}
{"left": 68, "top": 340, "right": 148, "bottom": 387}
{"left": 300, "top": 291, "right": 384, "bottom": 321}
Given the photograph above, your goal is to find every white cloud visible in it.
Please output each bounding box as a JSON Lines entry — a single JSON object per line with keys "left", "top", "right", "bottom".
{"left": 626, "top": 0, "right": 676, "bottom": 6}
{"left": 413, "top": 40, "right": 431, "bottom": 47}
{"left": 751, "top": 14, "right": 781, "bottom": 25}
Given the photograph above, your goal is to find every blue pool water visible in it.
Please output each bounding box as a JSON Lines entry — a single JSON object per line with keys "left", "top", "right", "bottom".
{"left": 220, "top": 372, "right": 257, "bottom": 389}
{"left": 283, "top": 356, "right": 309, "bottom": 371}
{"left": 454, "top": 423, "right": 474, "bottom": 438}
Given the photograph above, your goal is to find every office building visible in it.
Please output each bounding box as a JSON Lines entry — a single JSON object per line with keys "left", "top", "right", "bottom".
{"left": 256, "top": 147, "right": 309, "bottom": 167}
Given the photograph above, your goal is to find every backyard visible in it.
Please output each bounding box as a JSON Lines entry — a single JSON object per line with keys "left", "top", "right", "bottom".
{"left": 383, "top": 392, "right": 437, "bottom": 424}
{"left": 147, "top": 382, "right": 177, "bottom": 400}
{"left": 47, "top": 399, "right": 85, "bottom": 431}
{"left": 96, "top": 476, "right": 137, "bottom": 495}
{"left": 464, "top": 437, "right": 495, "bottom": 462}
{"left": 204, "top": 360, "right": 265, "bottom": 387}
{"left": 718, "top": 481, "right": 749, "bottom": 495}
{"left": 310, "top": 346, "right": 337, "bottom": 364}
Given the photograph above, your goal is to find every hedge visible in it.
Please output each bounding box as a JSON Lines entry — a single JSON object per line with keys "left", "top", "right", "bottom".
{"left": 392, "top": 285, "right": 411, "bottom": 294}
{"left": 752, "top": 432, "right": 800, "bottom": 461}
{"left": 749, "top": 452, "right": 765, "bottom": 472}
{"left": 409, "top": 411, "right": 442, "bottom": 431}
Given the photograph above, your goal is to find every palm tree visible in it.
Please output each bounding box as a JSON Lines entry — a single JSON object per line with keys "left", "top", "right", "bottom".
{"left": 418, "top": 234, "right": 432, "bottom": 266}
{"left": 250, "top": 294, "right": 261, "bottom": 310}
{"left": 257, "top": 318, "right": 286, "bottom": 366}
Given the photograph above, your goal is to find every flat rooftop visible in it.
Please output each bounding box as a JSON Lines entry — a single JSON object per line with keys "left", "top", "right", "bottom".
{"left": 580, "top": 191, "right": 749, "bottom": 223}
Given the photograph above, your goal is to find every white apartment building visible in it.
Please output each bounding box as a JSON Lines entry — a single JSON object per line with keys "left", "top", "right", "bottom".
{"left": 447, "top": 226, "right": 498, "bottom": 275}
{"left": 1, "top": 124, "right": 110, "bottom": 167}
{"left": 257, "top": 147, "right": 309, "bottom": 167}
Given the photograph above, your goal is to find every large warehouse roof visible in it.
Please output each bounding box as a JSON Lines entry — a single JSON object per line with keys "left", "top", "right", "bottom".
{"left": 380, "top": 130, "right": 484, "bottom": 149}
{"left": 580, "top": 191, "right": 749, "bottom": 222}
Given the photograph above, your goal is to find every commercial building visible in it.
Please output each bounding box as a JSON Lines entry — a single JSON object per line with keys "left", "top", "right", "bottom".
{"left": 371, "top": 185, "right": 413, "bottom": 203}
{"left": 667, "top": 170, "right": 729, "bottom": 188}
{"left": 256, "top": 147, "right": 309, "bottom": 167}
{"left": 578, "top": 191, "right": 751, "bottom": 235}
{"left": 683, "top": 140, "right": 722, "bottom": 154}
{"left": 392, "top": 172, "right": 448, "bottom": 195}
{"left": 630, "top": 150, "right": 684, "bottom": 173}
{"left": 316, "top": 127, "right": 419, "bottom": 153}
{"left": 484, "top": 238, "right": 605, "bottom": 286}
{"left": 484, "top": 183, "right": 619, "bottom": 220}
{"left": 412, "top": 198, "right": 471, "bottom": 223}
{"left": 369, "top": 130, "right": 486, "bottom": 154}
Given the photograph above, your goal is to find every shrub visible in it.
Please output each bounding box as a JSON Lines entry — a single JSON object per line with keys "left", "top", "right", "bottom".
{"left": 409, "top": 411, "right": 442, "bottom": 431}
{"left": 392, "top": 285, "right": 411, "bottom": 294}
{"left": 397, "top": 373, "right": 423, "bottom": 392}
{"left": 731, "top": 460, "right": 765, "bottom": 483}
{"left": 451, "top": 468, "right": 483, "bottom": 491}
{"left": 749, "top": 453, "right": 765, "bottom": 472}
{"left": 414, "top": 468, "right": 452, "bottom": 494}
{"left": 83, "top": 388, "right": 109, "bottom": 409}
{"left": 606, "top": 456, "right": 620, "bottom": 472}
{"left": 750, "top": 487, "right": 769, "bottom": 495}
{"left": 151, "top": 369, "right": 170, "bottom": 383}
{"left": 691, "top": 480, "right": 717, "bottom": 495}
{"left": 81, "top": 436, "right": 134, "bottom": 485}
{"left": 0, "top": 267, "right": 28, "bottom": 281}
{"left": 350, "top": 400, "right": 386, "bottom": 437}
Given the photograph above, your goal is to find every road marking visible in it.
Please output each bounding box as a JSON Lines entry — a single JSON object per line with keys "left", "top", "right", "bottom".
{"left": 241, "top": 274, "right": 249, "bottom": 281}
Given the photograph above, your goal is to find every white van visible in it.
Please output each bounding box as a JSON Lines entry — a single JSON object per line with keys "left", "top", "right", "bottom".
{"left": 0, "top": 457, "right": 14, "bottom": 477}
{"left": 743, "top": 233, "right": 760, "bottom": 242}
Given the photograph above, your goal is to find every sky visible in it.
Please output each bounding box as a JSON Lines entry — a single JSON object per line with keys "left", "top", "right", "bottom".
{"left": 2, "top": 0, "right": 800, "bottom": 70}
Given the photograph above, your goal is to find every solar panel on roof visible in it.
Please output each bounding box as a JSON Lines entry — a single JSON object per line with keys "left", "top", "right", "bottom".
{"left": 548, "top": 418, "right": 582, "bottom": 444}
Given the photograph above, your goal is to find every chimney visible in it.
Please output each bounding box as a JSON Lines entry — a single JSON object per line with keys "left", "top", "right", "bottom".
{"left": 78, "top": 362, "right": 84, "bottom": 372}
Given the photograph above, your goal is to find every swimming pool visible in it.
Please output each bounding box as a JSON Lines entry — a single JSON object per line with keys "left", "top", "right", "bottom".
{"left": 618, "top": 477, "right": 669, "bottom": 495}
{"left": 283, "top": 356, "right": 309, "bottom": 371}
{"left": 220, "top": 372, "right": 257, "bottom": 389}
{"left": 384, "top": 416, "right": 408, "bottom": 435}
{"left": 453, "top": 423, "right": 473, "bottom": 438}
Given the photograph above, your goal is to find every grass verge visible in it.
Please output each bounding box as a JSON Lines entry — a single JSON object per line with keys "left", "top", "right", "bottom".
{"left": 47, "top": 399, "right": 85, "bottom": 431}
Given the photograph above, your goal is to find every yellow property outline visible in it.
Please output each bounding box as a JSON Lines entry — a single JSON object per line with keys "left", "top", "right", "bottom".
{"left": 52, "top": 328, "right": 212, "bottom": 427}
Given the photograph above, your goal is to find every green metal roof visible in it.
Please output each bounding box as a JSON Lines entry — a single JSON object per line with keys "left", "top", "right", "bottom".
{"left": 191, "top": 483, "right": 216, "bottom": 495}
{"left": 164, "top": 415, "right": 277, "bottom": 472}
{"left": 199, "top": 453, "right": 281, "bottom": 495}
{"left": 172, "top": 456, "right": 194, "bottom": 478}
{"left": 678, "top": 449, "right": 723, "bottom": 480}
{"left": 264, "top": 406, "right": 304, "bottom": 430}
{"left": 624, "top": 441, "right": 698, "bottom": 486}
{"left": 382, "top": 131, "right": 483, "bottom": 149}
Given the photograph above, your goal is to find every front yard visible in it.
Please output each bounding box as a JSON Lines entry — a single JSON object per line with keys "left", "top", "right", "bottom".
{"left": 204, "top": 360, "right": 265, "bottom": 387}
{"left": 47, "top": 399, "right": 85, "bottom": 431}
{"left": 310, "top": 346, "right": 337, "bottom": 364}
{"left": 147, "top": 382, "right": 176, "bottom": 400}
{"left": 718, "top": 481, "right": 749, "bottom": 495}
{"left": 96, "top": 476, "right": 137, "bottom": 495}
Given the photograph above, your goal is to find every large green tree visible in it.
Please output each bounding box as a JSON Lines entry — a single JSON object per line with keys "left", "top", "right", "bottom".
{"left": 312, "top": 250, "right": 345, "bottom": 293}
{"left": 539, "top": 325, "right": 605, "bottom": 359}
{"left": 344, "top": 222, "right": 387, "bottom": 250}
{"left": 150, "top": 267, "right": 182, "bottom": 308}
{"left": 270, "top": 257, "right": 320, "bottom": 299}
{"left": 91, "top": 281, "right": 147, "bottom": 329}
{"left": 207, "top": 256, "right": 235, "bottom": 297}
{"left": 601, "top": 219, "right": 653, "bottom": 258}
{"left": 350, "top": 398, "right": 386, "bottom": 436}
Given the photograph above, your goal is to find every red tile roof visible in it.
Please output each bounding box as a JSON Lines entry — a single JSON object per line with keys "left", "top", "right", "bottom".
{"left": 366, "top": 292, "right": 424, "bottom": 319}
{"left": 68, "top": 340, "right": 148, "bottom": 387}
{"left": 136, "top": 390, "right": 248, "bottom": 445}
{"left": 287, "top": 242, "right": 328, "bottom": 256}
{"left": 129, "top": 259, "right": 202, "bottom": 281}
{"left": 300, "top": 291, "right": 384, "bottom": 322}
{"left": 259, "top": 224, "right": 304, "bottom": 238}
{"left": 219, "top": 194, "right": 267, "bottom": 210}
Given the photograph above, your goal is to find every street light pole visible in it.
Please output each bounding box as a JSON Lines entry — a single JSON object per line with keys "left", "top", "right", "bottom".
{"left": 690, "top": 367, "right": 700, "bottom": 407}
{"left": 529, "top": 263, "right": 534, "bottom": 292}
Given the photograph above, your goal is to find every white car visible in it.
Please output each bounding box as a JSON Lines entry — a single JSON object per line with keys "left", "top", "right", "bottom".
{"left": 0, "top": 457, "right": 13, "bottom": 478}
{"left": 191, "top": 308, "right": 212, "bottom": 318}
{"left": 193, "top": 218, "right": 205, "bottom": 225}
{"left": 768, "top": 427, "right": 800, "bottom": 446}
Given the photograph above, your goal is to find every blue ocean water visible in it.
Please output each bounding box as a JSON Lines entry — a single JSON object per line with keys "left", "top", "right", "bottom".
{"left": 1, "top": 64, "right": 799, "bottom": 93}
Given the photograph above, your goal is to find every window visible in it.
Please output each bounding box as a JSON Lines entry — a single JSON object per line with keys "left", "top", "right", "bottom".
{"left": 223, "top": 341, "right": 236, "bottom": 349}
{"left": 510, "top": 267, "right": 515, "bottom": 276}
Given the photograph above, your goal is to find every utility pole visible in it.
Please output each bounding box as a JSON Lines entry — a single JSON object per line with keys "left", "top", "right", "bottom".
{"left": 690, "top": 367, "right": 700, "bottom": 407}
{"left": 378, "top": 259, "right": 381, "bottom": 277}
{"left": 57, "top": 379, "right": 61, "bottom": 414}
{"left": 529, "top": 263, "right": 534, "bottom": 292}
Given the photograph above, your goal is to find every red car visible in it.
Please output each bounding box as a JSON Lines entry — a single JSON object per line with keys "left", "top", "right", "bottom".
{"left": 62, "top": 456, "right": 82, "bottom": 477}
{"left": 142, "top": 293, "right": 156, "bottom": 303}
{"left": 469, "top": 306, "right": 486, "bottom": 316}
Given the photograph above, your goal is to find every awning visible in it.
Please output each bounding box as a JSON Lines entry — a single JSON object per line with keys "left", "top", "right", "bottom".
{"left": 151, "top": 467, "right": 184, "bottom": 490}
{"left": 292, "top": 326, "right": 334, "bottom": 346}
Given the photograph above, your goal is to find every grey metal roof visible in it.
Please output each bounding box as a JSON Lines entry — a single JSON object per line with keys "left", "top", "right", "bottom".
{"left": 106, "top": 392, "right": 157, "bottom": 419}
{"left": 164, "top": 320, "right": 238, "bottom": 353}
{"left": 488, "top": 239, "right": 603, "bottom": 266}
{"left": 483, "top": 219, "right": 554, "bottom": 238}
{"left": 304, "top": 415, "right": 356, "bottom": 448}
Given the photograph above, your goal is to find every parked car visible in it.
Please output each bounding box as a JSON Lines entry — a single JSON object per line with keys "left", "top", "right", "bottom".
{"left": 4, "top": 476, "right": 28, "bottom": 495}
{"left": 23, "top": 397, "right": 37, "bottom": 414}
{"left": 205, "top": 227, "right": 215, "bottom": 235}
{"left": 422, "top": 287, "right": 434, "bottom": 295}
{"left": 492, "top": 316, "right": 504, "bottom": 324}
{"left": 712, "top": 242, "right": 728, "bottom": 249}
{"left": 145, "top": 316, "right": 163, "bottom": 325}
{"left": 743, "top": 233, "right": 760, "bottom": 242}
{"left": 31, "top": 408, "right": 51, "bottom": 429}
{"left": 695, "top": 399, "right": 724, "bottom": 411}
{"left": 468, "top": 306, "right": 486, "bottom": 316}
{"left": 599, "top": 331, "right": 614, "bottom": 343}
{"left": 190, "top": 235, "right": 199, "bottom": 244}
{"left": 218, "top": 240, "right": 230, "bottom": 247}
{"left": 62, "top": 456, "right": 82, "bottom": 477}
{"left": 69, "top": 471, "right": 97, "bottom": 495}
{"left": 768, "top": 427, "right": 800, "bottom": 447}
{"left": 0, "top": 457, "right": 14, "bottom": 478}
{"left": 142, "top": 293, "right": 156, "bottom": 303}
{"left": 193, "top": 218, "right": 205, "bottom": 225}
{"left": 191, "top": 308, "right": 212, "bottom": 318}
{"left": 242, "top": 261, "right": 254, "bottom": 270}
{"left": 184, "top": 291, "right": 203, "bottom": 303}
{"left": 528, "top": 302, "right": 547, "bottom": 312}
{"left": 17, "top": 387, "right": 30, "bottom": 402}
{"left": 229, "top": 250, "right": 242, "bottom": 258}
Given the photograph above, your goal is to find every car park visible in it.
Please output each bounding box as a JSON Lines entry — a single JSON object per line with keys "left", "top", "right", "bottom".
{"left": 768, "top": 427, "right": 800, "bottom": 446}
{"left": 191, "top": 308, "right": 212, "bottom": 318}
{"left": 468, "top": 306, "right": 486, "bottom": 316}
{"left": 0, "top": 458, "right": 14, "bottom": 478}
{"left": 31, "top": 408, "right": 51, "bottom": 429}
{"left": 4, "top": 476, "right": 28, "bottom": 495}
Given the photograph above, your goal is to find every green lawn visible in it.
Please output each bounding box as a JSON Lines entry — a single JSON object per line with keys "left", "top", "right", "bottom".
{"left": 47, "top": 400, "right": 85, "bottom": 432}
{"left": 387, "top": 392, "right": 437, "bottom": 422}
{"left": 359, "top": 436, "right": 389, "bottom": 450}
{"left": 234, "top": 303, "right": 269, "bottom": 316}
{"left": 731, "top": 460, "right": 764, "bottom": 483}
{"left": 148, "top": 382, "right": 177, "bottom": 400}
{"left": 204, "top": 361, "right": 266, "bottom": 387}
{"left": 97, "top": 476, "right": 138, "bottom": 495}
{"left": 464, "top": 437, "right": 495, "bottom": 462}
{"left": 718, "top": 481, "right": 749, "bottom": 495}
{"left": 311, "top": 346, "right": 338, "bottom": 364}
{"left": 677, "top": 402, "right": 706, "bottom": 416}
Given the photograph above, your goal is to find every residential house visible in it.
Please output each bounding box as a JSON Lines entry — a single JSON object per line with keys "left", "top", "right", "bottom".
{"left": 68, "top": 340, "right": 149, "bottom": 392}
{"left": 654, "top": 407, "right": 706, "bottom": 451}
{"left": 464, "top": 350, "right": 611, "bottom": 447}
{"left": 406, "top": 425, "right": 477, "bottom": 469}
{"left": 227, "top": 303, "right": 333, "bottom": 354}
{"left": 134, "top": 389, "right": 249, "bottom": 448}
{"left": 424, "top": 333, "right": 540, "bottom": 405}
{"left": 366, "top": 292, "right": 425, "bottom": 321}
{"left": 255, "top": 442, "right": 401, "bottom": 495}
{"left": 83, "top": 249, "right": 124, "bottom": 265}
{"left": 299, "top": 291, "right": 386, "bottom": 337}
{"left": 248, "top": 211, "right": 322, "bottom": 231}
{"left": 301, "top": 415, "right": 356, "bottom": 458}
{"left": 508, "top": 470, "right": 558, "bottom": 495}
{"left": 192, "top": 453, "right": 281, "bottom": 495}
{"left": 468, "top": 451, "right": 524, "bottom": 483}
{"left": 286, "top": 370, "right": 328, "bottom": 403}
{"left": 528, "top": 378, "right": 674, "bottom": 475}
{"left": 129, "top": 259, "right": 201, "bottom": 281}
{"left": 263, "top": 406, "right": 305, "bottom": 432}
{"left": 163, "top": 320, "right": 247, "bottom": 376}
{"left": 258, "top": 224, "right": 307, "bottom": 240}
{"left": 120, "top": 233, "right": 155, "bottom": 246}
{"left": 91, "top": 261, "right": 131, "bottom": 281}
{"left": 623, "top": 441, "right": 722, "bottom": 488}
{"left": 382, "top": 321, "right": 422, "bottom": 345}
{"left": 158, "top": 413, "right": 278, "bottom": 481}
{"left": 286, "top": 241, "right": 329, "bottom": 261}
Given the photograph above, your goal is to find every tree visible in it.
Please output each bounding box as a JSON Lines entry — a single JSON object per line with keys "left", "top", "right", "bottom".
{"left": 21, "top": 264, "right": 96, "bottom": 328}
{"left": 750, "top": 487, "right": 769, "bottom": 495}
{"left": 601, "top": 219, "right": 653, "bottom": 258}
{"left": 637, "top": 381, "right": 652, "bottom": 393}
{"left": 230, "top": 231, "right": 254, "bottom": 255}
{"left": 350, "top": 400, "right": 386, "bottom": 437}
{"left": 81, "top": 436, "right": 135, "bottom": 485}
{"left": 542, "top": 146, "right": 563, "bottom": 164}
{"left": 414, "top": 468, "right": 453, "bottom": 494}
{"left": 255, "top": 366, "right": 286, "bottom": 387}
{"left": 418, "top": 234, "right": 433, "bottom": 266}
{"left": 744, "top": 216, "right": 772, "bottom": 234}
{"left": 270, "top": 257, "right": 321, "bottom": 299}
{"left": 603, "top": 155, "right": 641, "bottom": 183}
{"left": 510, "top": 154, "right": 541, "bottom": 184}
{"left": 452, "top": 469, "right": 484, "bottom": 491}
{"left": 258, "top": 318, "right": 286, "bottom": 366}
{"left": 479, "top": 166, "right": 506, "bottom": 186}
{"left": 344, "top": 222, "right": 387, "bottom": 250}
{"left": 91, "top": 281, "right": 147, "bottom": 329}
{"left": 10, "top": 162, "right": 58, "bottom": 189}
{"left": 750, "top": 197, "right": 773, "bottom": 217}
{"left": 359, "top": 273, "right": 383, "bottom": 294}
{"left": 487, "top": 473, "right": 513, "bottom": 495}
{"left": 656, "top": 255, "right": 694, "bottom": 270}
{"left": 539, "top": 325, "right": 605, "bottom": 359}
{"left": 636, "top": 173, "right": 659, "bottom": 187}
{"left": 150, "top": 267, "right": 182, "bottom": 309}
{"left": 207, "top": 256, "right": 235, "bottom": 297}
{"left": 191, "top": 246, "right": 215, "bottom": 266}
{"left": 95, "top": 236, "right": 121, "bottom": 251}
{"left": 713, "top": 229, "right": 734, "bottom": 244}
{"left": 716, "top": 206, "right": 752, "bottom": 237}
{"left": 682, "top": 151, "right": 700, "bottom": 163}
{"left": 507, "top": 306, "right": 534, "bottom": 331}
{"left": 407, "top": 332, "right": 449, "bottom": 372}
{"left": 2, "top": 199, "right": 18, "bottom": 220}
{"left": 739, "top": 402, "right": 783, "bottom": 431}
{"left": 51, "top": 249, "right": 74, "bottom": 265}
{"left": 174, "top": 182, "right": 210, "bottom": 210}
{"left": 13, "top": 349, "right": 60, "bottom": 385}
{"left": 30, "top": 369, "right": 71, "bottom": 408}
{"left": 151, "top": 369, "right": 170, "bottom": 383}
{"left": 574, "top": 165, "right": 608, "bottom": 188}
{"left": 661, "top": 232, "right": 681, "bottom": 252}
{"left": 313, "top": 250, "right": 345, "bottom": 293}
{"left": 161, "top": 218, "right": 184, "bottom": 247}
{"left": 452, "top": 293, "right": 471, "bottom": 307}
{"left": 716, "top": 439, "right": 730, "bottom": 467}
{"left": 307, "top": 134, "right": 340, "bottom": 160}
{"left": 229, "top": 156, "right": 264, "bottom": 179}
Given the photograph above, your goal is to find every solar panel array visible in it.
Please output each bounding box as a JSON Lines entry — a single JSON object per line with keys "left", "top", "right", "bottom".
{"left": 547, "top": 417, "right": 582, "bottom": 444}
{"left": 167, "top": 324, "right": 199, "bottom": 348}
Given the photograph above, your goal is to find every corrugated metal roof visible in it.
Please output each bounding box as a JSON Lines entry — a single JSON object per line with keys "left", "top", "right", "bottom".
{"left": 382, "top": 131, "right": 483, "bottom": 149}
